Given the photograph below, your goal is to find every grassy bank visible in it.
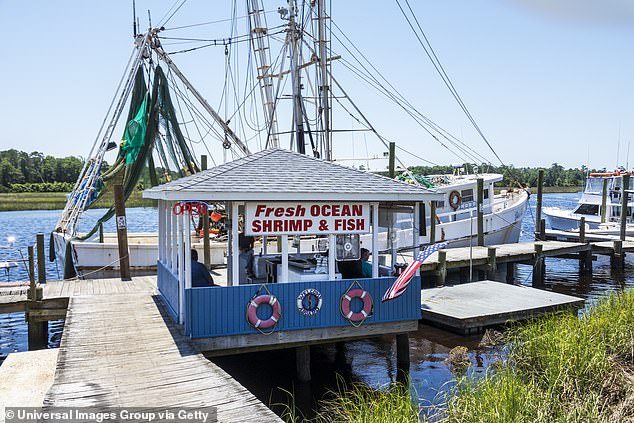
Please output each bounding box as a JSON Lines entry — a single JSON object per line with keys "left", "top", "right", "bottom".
{"left": 303, "top": 290, "right": 634, "bottom": 422}
{"left": 0, "top": 190, "right": 156, "bottom": 211}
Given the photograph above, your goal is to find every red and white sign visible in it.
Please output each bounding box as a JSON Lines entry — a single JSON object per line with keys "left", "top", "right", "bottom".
{"left": 172, "top": 201, "right": 208, "bottom": 216}
{"left": 245, "top": 202, "right": 370, "bottom": 236}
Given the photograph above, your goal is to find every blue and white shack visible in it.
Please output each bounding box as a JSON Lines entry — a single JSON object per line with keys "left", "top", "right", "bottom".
{"left": 144, "top": 148, "right": 442, "bottom": 379}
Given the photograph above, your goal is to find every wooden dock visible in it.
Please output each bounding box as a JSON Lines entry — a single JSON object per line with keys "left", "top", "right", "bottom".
{"left": 0, "top": 276, "right": 282, "bottom": 422}
{"left": 421, "top": 280, "right": 584, "bottom": 335}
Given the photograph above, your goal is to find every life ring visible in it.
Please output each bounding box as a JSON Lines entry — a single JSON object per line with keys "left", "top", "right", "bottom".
{"left": 341, "top": 288, "right": 373, "bottom": 322}
{"left": 296, "top": 288, "right": 323, "bottom": 316}
{"left": 448, "top": 190, "right": 461, "bottom": 210}
{"left": 247, "top": 294, "right": 281, "bottom": 329}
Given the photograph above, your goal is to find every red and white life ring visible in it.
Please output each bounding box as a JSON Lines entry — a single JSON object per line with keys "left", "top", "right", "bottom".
{"left": 341, "top": 288, "right": 373, "bottom": 322}
{"left": 247, "top": 294, "right": 281, "bottom": 329}
{"left": 448, "top": 190, "right": 461, "bottom": 210}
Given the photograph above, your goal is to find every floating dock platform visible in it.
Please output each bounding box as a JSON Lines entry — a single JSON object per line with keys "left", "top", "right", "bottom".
{"left": 421, "top": 280, "right": 584, "bottom": 335}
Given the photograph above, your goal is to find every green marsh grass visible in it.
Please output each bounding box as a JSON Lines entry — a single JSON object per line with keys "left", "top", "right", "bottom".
{"left": 0, "top": 190, "right": 155, "bottom": 211}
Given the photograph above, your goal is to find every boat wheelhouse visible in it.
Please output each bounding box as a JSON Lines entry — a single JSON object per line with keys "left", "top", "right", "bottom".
{"left": 143, "top": 148, "right": 442, "bottom": 354}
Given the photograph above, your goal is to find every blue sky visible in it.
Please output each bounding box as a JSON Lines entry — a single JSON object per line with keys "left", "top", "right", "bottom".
{"left": 1, "top": 1, "right": 634, "bottom": 170}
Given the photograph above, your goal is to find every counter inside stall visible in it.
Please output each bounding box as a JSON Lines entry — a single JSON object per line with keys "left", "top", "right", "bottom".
{"left": 251, "top": 253, "right": 341, "bottom": 283}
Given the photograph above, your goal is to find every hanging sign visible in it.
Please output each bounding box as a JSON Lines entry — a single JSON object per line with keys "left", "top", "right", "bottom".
{"left": 116, "top": 216, "right": 127, "bottom": 230}
{"left": 245, "top": 202, "right": 370, "bottom": 236}
{"left": 172, "top": 201, "right": 209, "bottom": 216}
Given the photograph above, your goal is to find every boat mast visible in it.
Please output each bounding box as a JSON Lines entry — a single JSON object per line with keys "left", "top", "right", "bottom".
{"left": 247, "top": 0, "right": 279, "bottom": 148}
{"left": 317, "top": 0, "right": 331, "bottom": 161}
{"left": 287, "top": 0, "right": 306, "bottom": 154}
{"left": 149, "top": 32, "right": 251, "bottom": 157}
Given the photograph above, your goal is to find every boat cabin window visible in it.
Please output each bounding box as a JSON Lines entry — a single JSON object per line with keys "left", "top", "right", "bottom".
{"left": 574, "top": 204, "right": 599, "bottom": 216}
{"left": 436, "top": 200, "right": 445, "bottom": 209}
{"left": 586, "top": 178, "right": 605, "bottom": 193}
{"left": 460, "top": 189, "right": 474, "bottom": 203}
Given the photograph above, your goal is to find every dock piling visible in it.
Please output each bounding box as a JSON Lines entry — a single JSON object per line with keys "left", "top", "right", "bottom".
{"left": 396, "top": 333, "right": 410, "bottom": 382}
{"left": 114, "top": 184, "right": 131, "bottom": 281}
{"left": 430, "top": 201, "right": 437, "bottom": 244}
{"left": 296, "top": 346, "right": 311, "bottom": 382}
{"left": 579, "top": 217, "right": 592, "bottom": 273}
{"left": 532, "top": 243, "right": 545, "bottom": 287}
{"left": 601, "top": 179, "right": 608, "bottom": 223}
{"left": 536, "top": 169, "right": 544, "bottom": 240}
{"left": 487, "top": 247, "right": 497, "bottom": 280}
{"left": 201, "top": 155, "right": 211, "bottom": 268}
{"left": 436, "top": 250, "right": 447, "bottom": 286}
{"left": 506, "top": 262, "right": 515, "bottom": 284}
{"left": 36, "top": 233, "right": 46, "bottom": 284}
{"left": 477, "top": 178, "right": 484, "bottom": 246}
{"left": 621, "top": 174, "right": 630, "bottom": 241}
{"left": 611, "top": 240, "right": 625, "bottom": 269}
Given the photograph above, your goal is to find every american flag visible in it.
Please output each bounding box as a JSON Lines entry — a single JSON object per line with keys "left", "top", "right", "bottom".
{"left": 382, "top": 242, "right": 448, "bottom": 302}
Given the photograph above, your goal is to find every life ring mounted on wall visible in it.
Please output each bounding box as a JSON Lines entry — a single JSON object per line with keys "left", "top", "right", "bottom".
{"left": 247, "top": 294, "right": 281, "bottom": 330}
{"left": 448, "top": 190, "right": 461, "bottom": 210}
{"left": 340, "top": 288, "right": 373, "bottom": 323}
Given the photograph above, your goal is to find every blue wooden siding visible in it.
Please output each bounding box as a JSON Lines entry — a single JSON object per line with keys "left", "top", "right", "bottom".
{"left": 157, "top": 261, "right": 179, "bottom": 321}
{"left": 185, "top": 277, "right": 421, "bottom": 338}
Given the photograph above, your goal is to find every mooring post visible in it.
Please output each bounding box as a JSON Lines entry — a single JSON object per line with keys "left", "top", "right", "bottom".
{"left": 487, "top": 247, "right": 497, "bottom": 280}
{"left": 620, "top": 174, "right": 630, "bottom": 241}
{"left": 98, "top": 222, "right": 104, "bottom": 243}
{"left": 612, "top": 240, "right": 624, "bottom": 269}
{"left": 296, "top": 345, "right": 311, "bottom": 382}
{"left": 201, "top": 155, "right": 211, "bottom": 268}
{"left": 536, "top": 169, "right": 544, "bottom": 240}
{"left": 579, "top": 216, "right": 592, "bottom": 273}
{"left": 436, "top": 250, "right": 447, "bottom": 286}
{"left": 114, "top": 184, "right": 131, "bottom": 281}
{"left": 506, "top": 262, "right": 515, "bottom": 284}
{"left": 396, "top": 333, "right": 410, "bottom": 382}
{"left": 388, "top": 142, "right": 396, "bottom": 178}
{"left": 27, "top": 245, "right": 47, "bottom": 350}
{"left": 601, "top": 178, "right": 608, "bottom": 223}
{"left": 533, "top": 243, "right": 544, "bottom": 287}
{"left": 430, "top": 201, "right": 437, "bottom": 244}
{"left": 36, "top": 233, "right": 46, "bottom": 284}
{"left": 477, "top": 178, "right": 484, "bottom": 246}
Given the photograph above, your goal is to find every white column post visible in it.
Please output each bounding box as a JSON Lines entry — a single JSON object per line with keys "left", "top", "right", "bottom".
{"left": 171, "top": 205, "right": 178, "bottom": 273}
{"left": 177, "top": 212, "right": 185, "bottom": 325}
{"left": 230, "top": 201, "right": 239, "bottom": 287}
{"left": 328, "top": 234, "right": 336, "bottom": 279}
{"left": 281, "top": 234, "right": 289, "bottom": 282}
{"left": 372, "top": 203, "right": 379, "bottom": 278}
{"left": 184, "top": 211, "right": 192, "bottom": 290}
{"left": 158, "top": 200, "right": 164, "bottom": 263}
{"left": 413, "top": 202, "right": 420, "bottom": 277}
{"left": 263, "top": 235, "right": 268, "bottom": 255}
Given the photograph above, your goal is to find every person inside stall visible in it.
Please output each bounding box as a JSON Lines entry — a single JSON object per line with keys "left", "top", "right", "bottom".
{"left": 191, "top": 249, "right": 218, "bottom": 287}
{"left": 239, "top": 232, "right": 255, "bottom": 283}
{"left": 360, "top": 248, "right": 372, "bottom": 278}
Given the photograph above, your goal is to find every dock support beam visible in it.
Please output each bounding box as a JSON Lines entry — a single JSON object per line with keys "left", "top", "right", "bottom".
{"left": 436, "top": 250, "right": 447, "bottom": 286}
{"left": 487, "top": 247, "right": 497, "bottom": 280}
{"left": 533, "top": 243, "right": 545, "bottom": 287}
{"left": 536, "top": 169, "right": 544, "bottom": 240}
{"left": 27, "top": 244, "right": 47, "bottom": 350}
{"left": 477, "top": 178, "right": 484, "bottom": 246}
{"left": 601, "top": 178, "right": 608, "bottom": 223}
{"left": 296, "top": 346, "right": 311, "bottom": 382}
{"left": 396, "top": 333, "right": 410, "bottom": 382}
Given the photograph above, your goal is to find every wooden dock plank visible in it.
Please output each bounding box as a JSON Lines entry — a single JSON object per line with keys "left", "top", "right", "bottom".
{"left": 421, "top": 280, "right": 584, "bottom": 334}
{"left": 44, "top": 292, "right": 281, "bottom": 422}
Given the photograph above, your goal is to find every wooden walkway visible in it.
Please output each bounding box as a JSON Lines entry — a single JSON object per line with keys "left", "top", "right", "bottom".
{"left": 0, "top": 276, "right": 281, "bottom": 422}
{"left": 421, "top": 280, "right": 584, "bottom": 334}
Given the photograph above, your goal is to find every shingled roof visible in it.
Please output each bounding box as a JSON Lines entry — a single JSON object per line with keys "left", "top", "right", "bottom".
{"left": 143, "top": 148, "right": 441, "bottom": 202}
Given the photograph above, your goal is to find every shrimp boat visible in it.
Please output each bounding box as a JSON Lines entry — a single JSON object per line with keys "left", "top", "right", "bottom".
{"left": 52, "top": 1, "right": 528, "bottom": 278}
{"left": 543, "top": 171, "right": 634, "bottom": 236}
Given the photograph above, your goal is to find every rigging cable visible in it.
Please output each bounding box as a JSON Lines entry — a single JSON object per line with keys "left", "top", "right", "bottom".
{"left": 395, "top": 0, "right": 505, "bottom": 166}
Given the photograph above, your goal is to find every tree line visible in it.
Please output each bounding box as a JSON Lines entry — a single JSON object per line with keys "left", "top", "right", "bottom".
{"left": 0, "top": 149, "right": 605, "bottom": 193}
{"left": 0, "top": 149, "right": 83, "bottom": 192}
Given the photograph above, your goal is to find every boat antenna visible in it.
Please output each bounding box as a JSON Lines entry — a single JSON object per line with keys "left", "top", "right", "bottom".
{"left": 616, "top": 121, "right": 621, "bottom": 169}
{"left": 628, "top": 139, "right": 631, "bottom": 170}
{"left": 148, "top": 9, "right": 152, "bottom": 30}
{"left": 132, "top": 0, "right": 138, "bottom": 37}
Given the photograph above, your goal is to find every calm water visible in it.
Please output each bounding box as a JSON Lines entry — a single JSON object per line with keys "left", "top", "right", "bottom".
{"left": 3, "top": 192, "right": 633, "bottom": 418}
